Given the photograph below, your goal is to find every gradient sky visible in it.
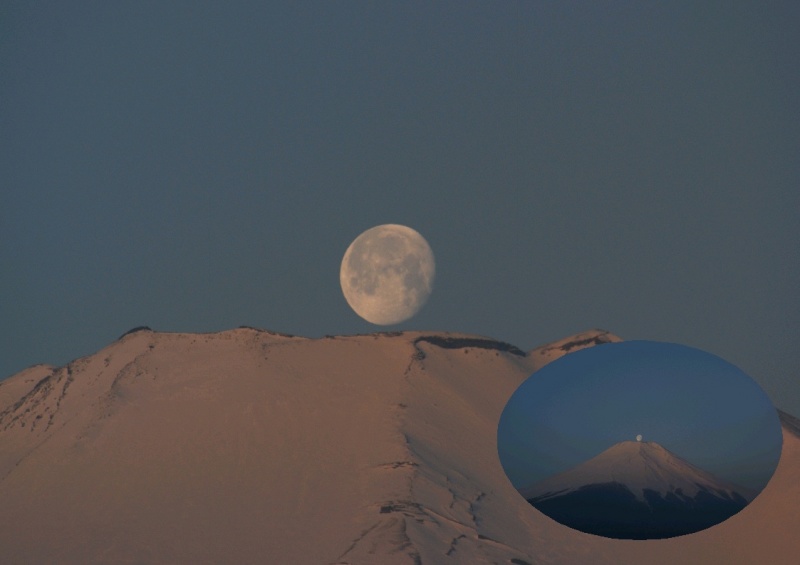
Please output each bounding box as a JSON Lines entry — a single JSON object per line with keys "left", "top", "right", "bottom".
{"left": 497, "top": 341, "right": 783, "bottom": 492}
{"left": 2, "top": 3, "right": 798, "bottom": 414}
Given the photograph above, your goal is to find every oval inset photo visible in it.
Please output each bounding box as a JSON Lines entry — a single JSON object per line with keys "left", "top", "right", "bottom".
{"left": 497, "top": 341, "right": 783, "bottom": 540}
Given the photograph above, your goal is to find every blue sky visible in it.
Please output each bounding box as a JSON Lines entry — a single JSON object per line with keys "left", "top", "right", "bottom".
{"left": 497, "top": 341, "right": 783, "bottom": 491}
{"left": 2, "top": 2, "right": 798, "bottom": 415}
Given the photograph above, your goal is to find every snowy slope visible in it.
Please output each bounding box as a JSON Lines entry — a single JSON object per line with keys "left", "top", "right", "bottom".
{"left": 520, "top": 440, "right": 754, "bottom": 539}
{"left": 522, "top": 440, "right": 756, "bottom": 504}
{"left": 0, "top": 327, "right": 797, "bottom": 564}
{"left": 528, "top": 329, "right": 622, "bottom": 371}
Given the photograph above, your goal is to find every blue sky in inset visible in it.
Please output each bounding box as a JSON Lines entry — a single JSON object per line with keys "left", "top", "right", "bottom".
{"left": 497, "top": 341, "right": 782, "bottom": 491}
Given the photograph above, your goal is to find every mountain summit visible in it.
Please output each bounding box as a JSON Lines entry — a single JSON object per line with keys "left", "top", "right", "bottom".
{"left": 522, "top": 440, "right": 755, "bottom": 539}
{"left": 0, "top": 328, "right": 798, "bottom": 562}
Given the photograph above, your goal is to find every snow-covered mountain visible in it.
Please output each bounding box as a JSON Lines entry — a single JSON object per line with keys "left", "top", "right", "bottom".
{"left": 527, "top": 328, "right": 622, "bottom": 371}
{"left": 0, "top": 327, "right": 798, "bottom": 563}
{"left": 522, "top": 440, "right": 755, "bottom": 539}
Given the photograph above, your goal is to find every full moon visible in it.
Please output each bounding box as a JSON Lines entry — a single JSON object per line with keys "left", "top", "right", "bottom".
{"left": 636, "top": 434, "right": 643, "bottom": 442}
{"left": 340, "top": 224, "right": 435, "bottom": 325}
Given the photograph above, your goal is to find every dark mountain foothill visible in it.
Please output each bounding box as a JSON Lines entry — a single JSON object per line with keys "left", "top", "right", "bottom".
{"left": 529, "top": 480, "right": 749, "bottom": 539}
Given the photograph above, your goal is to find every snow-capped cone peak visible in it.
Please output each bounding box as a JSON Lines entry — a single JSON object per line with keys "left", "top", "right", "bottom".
{"left": 521, "top": 440, "right": 756, "bottom": 504}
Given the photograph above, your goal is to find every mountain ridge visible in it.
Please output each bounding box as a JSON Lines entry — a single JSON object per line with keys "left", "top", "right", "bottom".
{"left": 521, "top": 439, "right": 756, "bottom": 539}
{"left": 521, "top": 440, "right": 757, "bottom": 503}
{"left": 527, "top": 329, "right": 623, "bottom": 370}
{"left": 0, "top": 328, "right": 797, "bottom": 563}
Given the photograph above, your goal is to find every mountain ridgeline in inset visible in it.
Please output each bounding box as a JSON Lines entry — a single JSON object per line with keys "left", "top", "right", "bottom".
{"left": 520, "top": 440, "right": 756, "bottom": 539}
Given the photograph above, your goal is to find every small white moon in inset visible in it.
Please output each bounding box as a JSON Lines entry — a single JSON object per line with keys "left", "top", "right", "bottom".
{"left": 636, "top": 434, "right": 643, "bottom": 442}
{"left": 340, "top": 224, "right": 435, "bottom": 325}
